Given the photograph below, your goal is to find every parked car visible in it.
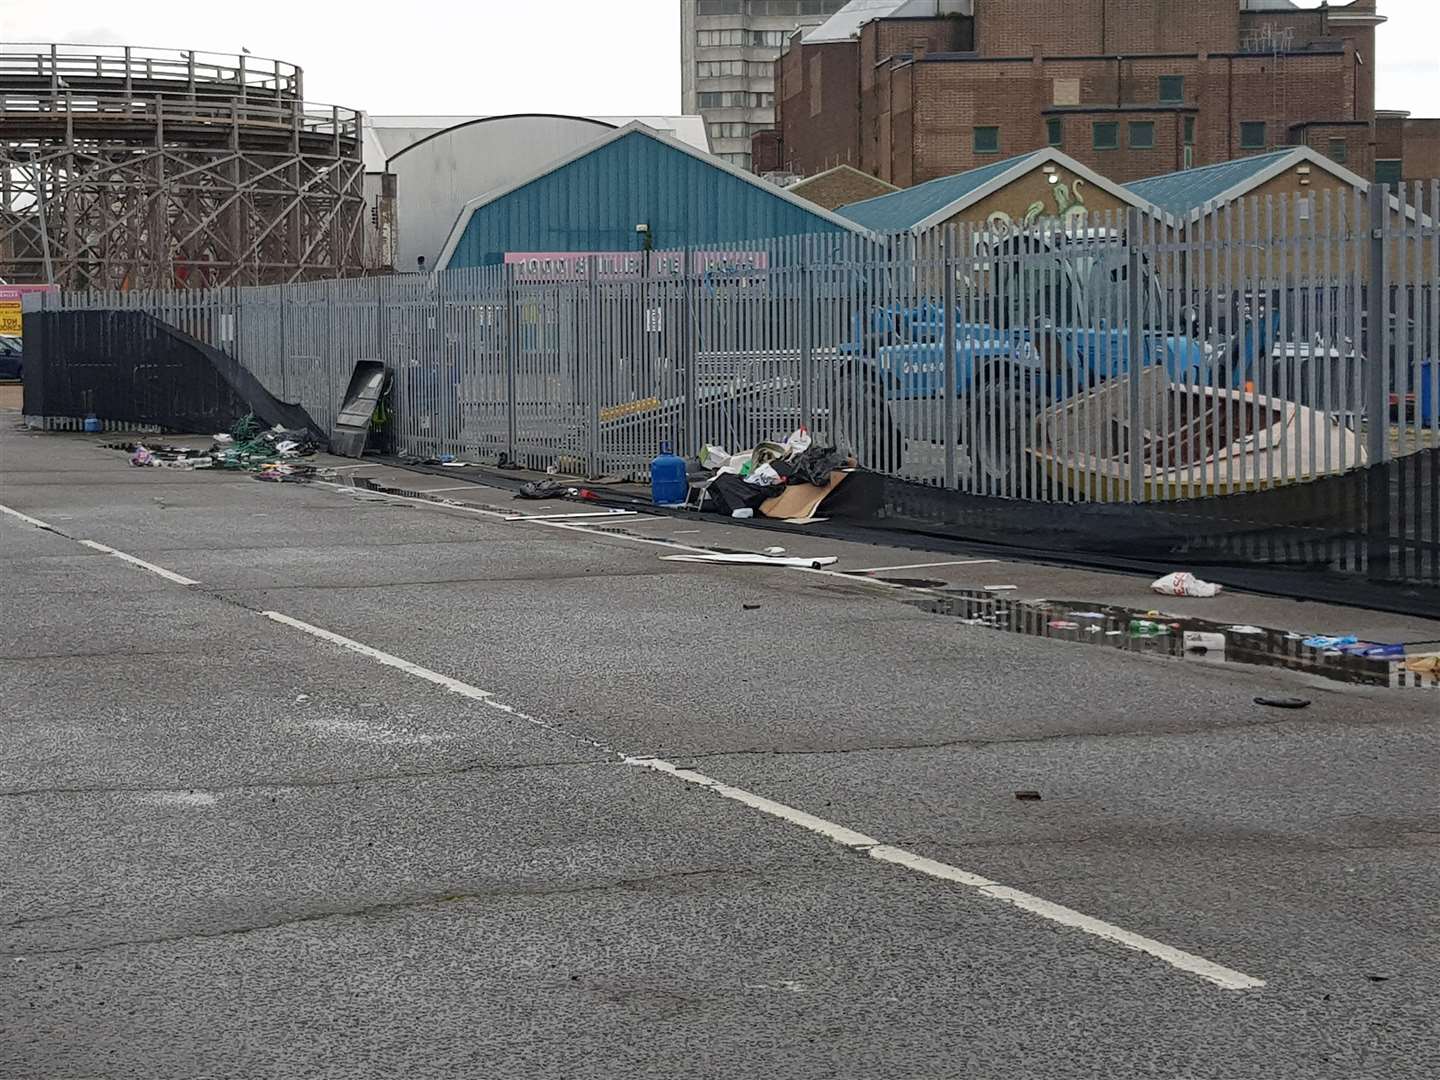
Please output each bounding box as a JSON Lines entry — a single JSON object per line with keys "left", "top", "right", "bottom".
{"left": 0, "top": 335, "right": 21, "bottom": 380}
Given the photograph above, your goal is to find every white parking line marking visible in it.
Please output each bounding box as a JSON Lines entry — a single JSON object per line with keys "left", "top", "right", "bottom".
{"left": 75, "top": 540, "right": 201, "bottom": 586}
{"left": 847, "top": 559, "right": 1000, "bottom": 574}
{"left": 629, "top": 758, "right": 1266, "bottom": 992}
{"left": 263, "top": 611, "right": 493, "bottom": 703}
{"left": 260, "top": 604, "right": 1265, "bottom": 992}
{"left": 0, "top": 503, "right": 56, "bottom": 530}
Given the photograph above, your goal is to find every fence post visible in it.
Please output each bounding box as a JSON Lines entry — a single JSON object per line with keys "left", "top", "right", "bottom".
{"left": 1126, "top": 207, "right": 1144, "bottom": 502}
{"left": 1365, "top": 182, "right": 1391, "bottom": 580}
{"left": 681, "top": 250, "right": 698, "bottom": 459}
{"left": 504, "top": 263, "right": 518, "bottom": 463}
{"left": 279, "top": 285, "right": 289, "bottom": 401}
{"left": 942, "top": 226, "right": 957, "bottom": 490}
{"left": 799, "top": 237, "right": 814, "bottom": 434}
{"left": 588, "top": 256, "right": 603, "bottom": 473}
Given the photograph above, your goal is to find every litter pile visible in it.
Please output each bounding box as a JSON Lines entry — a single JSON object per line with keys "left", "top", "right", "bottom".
{"left": 683, "top": 427, "right": 879, "bottom": 524}
{"left": 116, "top": 414, "right": 327, "bottom": 483}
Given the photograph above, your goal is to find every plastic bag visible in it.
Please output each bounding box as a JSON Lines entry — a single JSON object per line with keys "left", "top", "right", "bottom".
{"left": 782, "top": 426, "right": 812, "bottom": 457}
{"left": 700, "top": 444, "right": 730, "bottom": 469}
{"left": 1150, "top": 572, "right": 1221, "bottom": 598}
{"left": 744, "top": 463, "right": 782, "bottom": 487}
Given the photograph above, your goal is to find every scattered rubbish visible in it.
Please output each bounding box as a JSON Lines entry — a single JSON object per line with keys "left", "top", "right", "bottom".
{"left": 1405, "top": 655, "right": 1440, "bottom": 675}
{"left": 517, "top": 478, "right": 569, "bottom": 500}
{"left": 1151, "top": 572, "right": 1222, "bottom": 598}
{"left": 762, "top": 546, "right": 787, "bottom": 555}
{"left": 118, "top": 414, "right": 324, "bottom": 480}
{"left": 662, "top": 552, "right": 838, "bottom": 569}
{"left": 1254, "top": 696, "right": 1311, "bottom": 709}
{"left": 744, "top": 462, "right": 783, "bottom": 487}
{"left": 1302, "top": 635, "right": 1359, "bottom": 650}
{"left": 731, "top": 508, "right": 754, "bottom": 519}
{"left": 255, "top": 461, "right": 316, "bottom": 483}
{"left": 700, "top": 444, "right": 731, "bottom": 470}
{"left": 1227, "top": 625, "right": 1265, "bottom": 635}
{"left": 439, "top": 460, "right": 471, "bottom": 468}
{"left": 1069, "top": 611, "right": 1108, "bottom": 619}
{"left": 1014, "top": 790, "right": 1043, "bottom": 802}
{"left": 1357, "top": 643, "right": 1404, "bottom": 659}
{"left": 1048, "top": 620, "right": 1080, "bottom": 630}
{"left": 1104, "top": 629, "right": 1124, "bottom": 636}
{"left": 983, "top": 584, "right": 1017, "bottom": 592}
{"left": 1129, "top": 619, "right": 1170, "bottom": 637}
{"left": 295, "top": 694, "right": 309, "bottom": 703}
{"left": 1365, "top": 975, "right": 1391, "bottom": 983}
{"left": 742, "top": 603, "right": 761, "bottom": 611}
{"left": 1183, "top": 631, "right": 1228, "bottom": 664}
{"left": 83, "top": 415, "right": 102, "bottom": 433}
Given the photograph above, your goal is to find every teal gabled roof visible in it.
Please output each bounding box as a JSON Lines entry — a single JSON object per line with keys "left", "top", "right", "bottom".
{"left": 1125, "top": 150, "right": 1296, "bottom": 216}
{"left": 838, "top": 152, "right": 1040, "bottom": 231}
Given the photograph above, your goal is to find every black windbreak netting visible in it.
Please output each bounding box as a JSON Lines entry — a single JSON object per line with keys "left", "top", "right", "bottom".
{"left": 859, "top": 450, "right": 1439, "bottom": 618}
{"left": 388, "top": 451, "right": 1439, "bottom": 619}
{"left": 22, "top": 310, "right": 323, "bottom": 440}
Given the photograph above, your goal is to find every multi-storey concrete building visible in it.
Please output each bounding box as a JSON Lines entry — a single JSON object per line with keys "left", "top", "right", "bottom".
{"left": 680, "top": 0, "right": 851, "bottom": 171}
{"left": 768, "top": 0, "right": 1402, "bottom": 188}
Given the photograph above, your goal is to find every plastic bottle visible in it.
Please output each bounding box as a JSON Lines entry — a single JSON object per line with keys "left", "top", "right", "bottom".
{"left": 650, "top": 440, "right": 688, "bottom": 506}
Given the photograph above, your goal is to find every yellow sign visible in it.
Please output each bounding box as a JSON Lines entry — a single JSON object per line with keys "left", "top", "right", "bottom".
{"left": 0, "top": 285, "right": 56, "bottom": 337}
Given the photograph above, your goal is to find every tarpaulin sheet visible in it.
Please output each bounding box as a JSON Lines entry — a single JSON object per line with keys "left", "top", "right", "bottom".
{"left": 22, "top": 309, "right": 324, "bottom": 441}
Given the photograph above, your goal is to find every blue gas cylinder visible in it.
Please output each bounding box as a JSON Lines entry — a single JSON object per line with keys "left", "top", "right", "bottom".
{"left": 83, "top": 415, "right": 102, "bottom": 433}
{"left": 650, "top": 441, "right": 688, "bottom": 506}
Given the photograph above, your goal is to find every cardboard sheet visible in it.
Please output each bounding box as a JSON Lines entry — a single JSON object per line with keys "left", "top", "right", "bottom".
{"left": 759, "top": 470, "right": 848, "bottom": 522}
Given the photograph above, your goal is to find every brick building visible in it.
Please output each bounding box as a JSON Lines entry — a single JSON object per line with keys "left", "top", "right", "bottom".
{"left": 769, "top": 0, "right": 1400, "bottom": 189}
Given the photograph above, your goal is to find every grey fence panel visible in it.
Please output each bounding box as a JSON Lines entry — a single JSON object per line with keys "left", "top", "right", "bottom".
{"left": 34, "top": 183, "right": 1439, "bottom": 503}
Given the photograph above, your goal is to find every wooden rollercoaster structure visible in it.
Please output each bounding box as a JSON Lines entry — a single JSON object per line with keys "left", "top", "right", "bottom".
{"left": 0, "top": 44, "right": 367, "bottom": 288}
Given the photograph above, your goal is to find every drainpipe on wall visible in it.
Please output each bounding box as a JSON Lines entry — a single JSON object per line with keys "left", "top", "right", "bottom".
{"left": 1227, "top": 55, "right": 1234, "bottom": 159}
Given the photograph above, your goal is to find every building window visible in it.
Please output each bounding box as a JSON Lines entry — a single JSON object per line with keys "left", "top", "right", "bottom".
{"left": 1240, "top": 122, "right": 1267, "bottom": 150}
{"left": 1158, "top": 75, "right": 1184, "bottom": 104}
{"left": 1375, "top": 158, "right": 1403, "bottom": 191}
{"left": 1093, "top": 122, "right": 1119, "bottom": 150}
{"left": 1129, "top": 121, "right": 1155, "bottom": 149}
{"left": 1046, "top": 117, "right": 1063, "bottom": 147}
{"left": 697, "top": 29, "right": 744, "bottom": 47}
{"left": 973, "top": 126, "right": 1000, "bottom": 154}
{"left": 1183, "top": 116, "right": 1196, "bottom": 145}
{"left": 750, "top": 92, "right": 774, "bottom": 108}
{"left": 697, "top": 60, "right": 744, "bottom": 78}
{"left": 697, "top": 0, "right": 743, "bottom": 13}
{"left": 751, "top": 30, "right": 787, "bottom": 48}
{"left": 1327, "top": 137, "right": 1349, "bottom": 164}
{"left": 748, "top": 61, "right": 773, "bottom": 79}
{"left": 709, "top": 122, "right": 749, "bottom": 140}
{"left": 720, "top": 151, "right": 752, "bottom": 169}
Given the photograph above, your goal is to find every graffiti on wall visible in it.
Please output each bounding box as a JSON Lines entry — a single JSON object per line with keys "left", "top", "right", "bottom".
{"left": 984, "top": 178, "right": 1088, "bottom": 237}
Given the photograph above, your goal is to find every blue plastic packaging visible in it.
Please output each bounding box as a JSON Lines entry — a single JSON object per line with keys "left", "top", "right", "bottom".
{"left": 650, "top": 440, "right": 688, "bottom": 506}
{"left": 83, "top": 415, "right": 102, "bottom": 433}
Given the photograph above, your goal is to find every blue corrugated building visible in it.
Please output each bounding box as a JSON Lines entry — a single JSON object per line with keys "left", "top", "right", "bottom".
{"left": 436, "top": 122, "right": 863, "bottom": 268}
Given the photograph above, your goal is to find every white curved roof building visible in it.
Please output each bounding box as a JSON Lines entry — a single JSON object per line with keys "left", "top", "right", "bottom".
{"left": 368, "top": 113, "right": 708, "bottom": 270}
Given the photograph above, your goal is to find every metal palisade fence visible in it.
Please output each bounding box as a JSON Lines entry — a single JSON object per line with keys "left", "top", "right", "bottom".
{"left": 30, "top": 183, "right": 1439, "bottom": 508}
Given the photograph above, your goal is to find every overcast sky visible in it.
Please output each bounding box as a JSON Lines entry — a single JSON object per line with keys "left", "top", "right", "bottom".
{"left": 2, "top": 0, "right": 1435, "bottom": 117}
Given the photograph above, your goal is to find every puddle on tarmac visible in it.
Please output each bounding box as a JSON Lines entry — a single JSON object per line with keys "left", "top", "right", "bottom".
{"left": 351, "top": 475, "right": 1415, "bottom": 691}
{"left": 900, "top": 588, "right": 1401, "bottom": 688}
